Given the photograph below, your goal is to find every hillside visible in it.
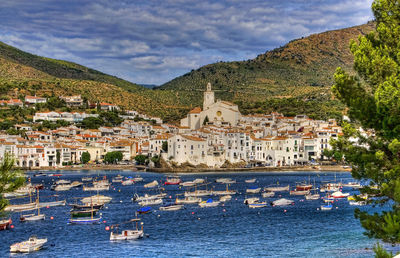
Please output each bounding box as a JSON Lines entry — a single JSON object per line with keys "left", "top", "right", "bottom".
{"left": 0, "top": 22, "right": 376, "bottom": 122}
{"left": 157, "top": 22, "right": 376, "bottom": 119}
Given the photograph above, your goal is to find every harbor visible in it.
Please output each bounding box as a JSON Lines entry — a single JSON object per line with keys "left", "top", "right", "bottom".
{"left": 1, "top": 169, "right": 391, "bottom": 257}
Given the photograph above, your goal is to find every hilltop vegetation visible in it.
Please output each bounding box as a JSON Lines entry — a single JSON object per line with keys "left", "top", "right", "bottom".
{"left": 0, "top": 22, "right": 375, "bottom": 122}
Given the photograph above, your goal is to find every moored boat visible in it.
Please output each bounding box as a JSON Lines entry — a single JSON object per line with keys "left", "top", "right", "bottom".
{"left": 272, "top": 198, "right": 294, "bottom": 206}
{"left": 137, "top": 206, "right": 152, "bottom": 214}
{"left": 69, "top": 216, "right": 101, "bottom": 224}
{"left": 0, "top": 218, "right": 12, "bottom": 230}
{"left": 244, "top": 197, "right": 260, "bottom": 205}
{"left": 110, "top": 218, "right": 144, "bottom": 241}
{"left": 246, "top": 186, "right": 261, "bottom": 194}
{"left": 248, "top": 201, "right": 267, "bottom": 208}
{"left": 264, "top": 185, "right": 290, "bottom": 192}
{"left": 164, "top": 176, "right": 181, "bottom": 185}
{"left": 10, "top": 236, "right": 47, "bottom": 253}
{"left": 321, "top": 204, "right": 333, "bottom": 210}
{"left": 331, "top": 191, "right": 350, "bottom": 198}
{"left": 219, "top": 195, "right": 232, "bottom": 202}
{"left": 290, "top": 189, "right": 310, "bottom": 196}
{"left": 138, "top": 198, "right": 163, "bottom": 206}
{"left": 175, "top": 196, "right": 202, "bottom": 204}
{"left": 199, "top": 198, "right": 220, "bottom": 208}
{"left": 81, "top": 195, "right": 112, "bottom": 205}
{"left": 245, "top": 178, "right": 256, "bottom": 183}
{"left": 262, "top": 191, "right": 275, "bottom": 198}
{"left": 159, "top": 204, "right": 183, "bottom": 211}
{"left": 144, "top": 180, "right": 159, "bottom": 188}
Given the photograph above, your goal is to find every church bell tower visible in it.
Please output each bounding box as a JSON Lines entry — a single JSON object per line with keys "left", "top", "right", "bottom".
{"left": 203, "top": 82, "right": 215, "bottom": 110}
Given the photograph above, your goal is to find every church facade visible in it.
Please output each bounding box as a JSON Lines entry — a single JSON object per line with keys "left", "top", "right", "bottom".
{"left": 180, "top": 83, "right": 241, "bottom": 129}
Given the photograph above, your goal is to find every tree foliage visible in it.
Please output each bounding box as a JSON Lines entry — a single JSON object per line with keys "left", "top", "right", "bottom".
{"left": 104, "top": 151, "right": 123, "bottom": 164}
{"left": 0, "top": 153, "right": 25, "bottom": 212}
{"left": 81, "top": 151, "right": 90, "bottom": 164}
{"left": 331, "top": 0, "right": 400, "bottom": 246}
{"left": 134, "top": 155, "right": 147, "bottom": 165}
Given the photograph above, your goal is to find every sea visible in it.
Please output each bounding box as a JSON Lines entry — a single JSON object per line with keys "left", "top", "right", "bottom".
{"left": 1, "top": 170, "right": 397, "bottom": 257}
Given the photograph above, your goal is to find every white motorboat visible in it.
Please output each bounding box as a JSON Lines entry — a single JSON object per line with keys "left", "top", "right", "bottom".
{"left": 246, "top": 187, "right": 261, "bottom": 194}
{"left": 175, "top": 196, "right": 202, "bottom": 204}
{"left": 159, "top": 204, "right": 184, "bottom": 211}
{"left": 54, "top": 184, "right": 73, "bottom": 191}
{"left": 184, "top": 190, "right": 212, "bottom": 197}
{"left": 82, "top": 177, "right": 93, "bottom": 182}
{"left": 193, "top": 178, "right": 205, "bottom": 184}
{"left": 138, "top": 198, "right": 163, "bottom": 206}
{"left": 349, "top": 201, "right": 366, "bottom": 206}
{"left": 245, "top": 179, "right": 256, "bottom": 183}
{"left": 321, "top": 204, "right": 333, "bottom": 210}
{"left": 10, "top": 236, "right": 47, "bottom": 253}
{"left": 56, "top": 179, "right": 71, "bottom": 185}
{"left": 164, "top": 176, "right": 181, "bottom": 185}
{"left": 199, "top": 199, "right": 220, "bottom": 208}
{"left": 248, "top": 201, "right": 267, "bottom": 208}
{"left": 215, "top": 178, "right": 236, "bottom": 184}
{"left": 331, "top": 191, "right": 350, "bottom": 198}
{"left": 219, "top": 195, "right": 232, "bottom": 202}
{"left": 122, "top": 179, "right": 134, "bottom": 186}
{"left": 133, "top": 193, "right": 166, "bottom": 202}
{"left": 244, "top": 197, "right": 259, "bottom": 205}
{"left": 83, "top": 185, "right": 110, "bottom": 191}
{"left": 180, "top": 181, "right": 196, "bottom": 187}
{"left": 342, "top": 181, "right": 362, "bottom": 189}
{"left": 144, "top": 180, "right": 159, "bottom": 188}
{"left": 133, "top": 176, "right": 144, "bottom": 182}
{"left": 20, "top": 213, "right": 45, "bottom": 222}
{"left": 262, "top": 191, "right": 275, "bottom": 198}
{"left": 81, "top": 195, "right": 112, "bottom": 205}
{"left": 264, "top": 185, "right": 290, "bottom": 192}
{"left": 110, "top": 219, "right": 144, "bottom": 241}
{"left": 305, "top": 193, "right": 320, "bottom": 200}
{"left": 93, "top": 179, "right": 110, "bottom": 187}
{"left": 70, "top": 181, "right": 83, "bottom": 187}
{"left": 272, "top": 198, "right": 294, "bottom": 206}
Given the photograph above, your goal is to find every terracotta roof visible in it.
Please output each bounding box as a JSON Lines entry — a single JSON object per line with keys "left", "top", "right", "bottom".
{"left": 181, "top": 135, "right": 205, "bottom": 142}
{"left": 189, "top": 107, "right": 202, "bottom": 114}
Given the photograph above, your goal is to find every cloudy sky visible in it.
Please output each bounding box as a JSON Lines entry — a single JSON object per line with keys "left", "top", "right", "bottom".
{"left": 0, "top": 0, "right": 374, "bottom": 85}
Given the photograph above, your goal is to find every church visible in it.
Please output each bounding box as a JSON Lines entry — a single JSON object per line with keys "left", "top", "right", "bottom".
{"left": 180, "top": 83, "right": 241, "bottom": 129}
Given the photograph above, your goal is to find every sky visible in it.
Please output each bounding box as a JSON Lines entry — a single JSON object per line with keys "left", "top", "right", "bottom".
{"left": 0, "top": 0, "right": 374, "bottom": 85}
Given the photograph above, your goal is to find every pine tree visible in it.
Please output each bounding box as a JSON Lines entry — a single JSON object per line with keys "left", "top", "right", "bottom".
{"left": 332, "top": 0, "right": 400, "bottom": 248}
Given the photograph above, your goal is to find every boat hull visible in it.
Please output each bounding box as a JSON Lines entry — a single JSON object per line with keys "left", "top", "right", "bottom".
{"left": 69, "top": 217, "right": 101, "bottom": 224}
{"left": 110, "top": 230, "right": 144, "bottom": 241}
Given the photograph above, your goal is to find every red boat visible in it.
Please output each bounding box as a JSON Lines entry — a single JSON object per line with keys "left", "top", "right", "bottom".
{"left": 164, "top": 176, "right": 181, "bottom": 185}
{"left": 0, "top": 218, "right": 12, "bottom": 230}
{"left": 50, "top": 174, "right": 62, "bottom": 177}
{"left": 295, "top": 183, "right": 313, "bottom": 191}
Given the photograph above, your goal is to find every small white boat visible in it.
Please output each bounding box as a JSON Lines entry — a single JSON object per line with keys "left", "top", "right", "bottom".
{"left": 244, "top": 197, "right": 259, "bottom": 205}
{"left": 69, "top": 216, "right": 102, "bottom": 224}
{"left": 133, "top": 193, "right": 166, "bottom": 202}
{"left": 246, "top": 187, "right": 261, "bottom": 194}
{"left": 184, "top": 190, "right": 212, "bottom": 197}
{"left": 321, "top": 204, "right": 333, "bottom": 210}
{"left": 272, "top": 198, "right": 294, "bottom": 206}
{"left": 4, "top": 202, "right": 36, "bottom": 212}
{"left": 112, "top": 175, "right": 124, "bottom": 183}
{"left": 175, "top": 196, "right": 202, "bottom": 204}
{"left": 264, "top": 185, "right": 290, "bottom": 192}
{"left": 83, "top": 185, "right": 110, "bottom": 191}
{"left": 159, "top": 204, "right": 183, "bottom": 211}
{"left": 215, "top": 178, "right": 236, "bottom": 184}
{"left": 199, "top": 199, "right": 220, "bottom": 208}
{"left": 82, "top": 177, "right": 93, "bottom": 182}
{"left": 349, "top": 201, "right": 366, "bottom": 206}
{"left": 144, "top": 180, "right": 159, "bottom": 188}
{"left": 54, "top": 184, "right": 73, "bottom": 191}
{"left": 219, "top": 195, "right": 232, "bottom": 202}
{"left": 110, "top": 218, "right": 144, "bottom": 241}
{"left": 248, "top": 201, "right": 267, "bottom": 208}
{"left": 305, "top": 193, "right": 320, "bottom": 200}
{"left": 56, "top": 179, "right": 71, "bottom": 185}
{"left": 133, "top": 176, "right": 144, "bottom": 182}
{"left": 262, "top": 191, "right": 275, "bottom": 198}
{"left": 20, "top": 213, "right": 45, "bottom": 222}
{"left": 10, "top": 236, "right": 47, "bottom": 253}
{"left": 245, "top": 179, "right": 256, "bottom": 183}
{"left": 193, "top": 178, "right": 205, "bottom": 184}
{"left": 138, "top": 198, "right": 163, "bottom": 206}
{"left": 38, "top": 200, "right": 66, "bottom": 208}
{"left": 180, "top": 181, "right": 196, "bottom": 187}
{"left": 342, "top": 181, "right": 362, "bottom": 189}
{"left": 290, "top": 189, "right": 310, "bottom": 196}
{"left": 164, "top": 176, "right": 181, "bottom": 185}
{"left": 81, "top": 195, "right": 112, "bottom": 205}
{"left": 212, "top": 184, "right": 237, "bottom": 195}
{"left": 70, "top": 181, "right": 83, "bottom": 187}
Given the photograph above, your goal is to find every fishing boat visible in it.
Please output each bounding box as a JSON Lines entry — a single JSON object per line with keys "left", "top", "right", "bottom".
{"left": 246, "top": 186, "right": 261, "bottom": 194}
{"left": 10, "top": 236, "right": 47, "bottom": 253}
{"left": 180, "top": 181, "right": 196, "bottom": 187}
{"left": 295, "top": 182, "right": 313, "bottom": 191}
{"left": 244, "top": 197, "right": 260, "bottom": 205}
{"left": 321, "top": 204, "right": 333, "bottom": 210}
{"left": 290, "top": 189, "right": 310, "bottom": 195}
{"left": 70, "top": 203, "right": 104, "bottom": 210}
{"left": 159, "top": 204, "right": 184, "bottom": 211}
{"left": 4, "top": 202, "right": 36, "bottom": 212}
{"left": 245, "top": 178, "right": 256, "bottom": 183}
{"left": 20, "top": 190, "right": 45, "bottom": 222}
{"left": 69, "top": 201, "right": 101, "bottom": 224}
{"left": 138, "top": 198, "right": 163, "bottom": 206}
{"left": 219, "top": 195, "right": 232, "bottom": 202}
{"left": 110, "top": 218, "right": 144, "bottom": 241}
{"left": 0, "top": 218, "right": 12, "bottom": 230}
{"left": 199, "top": 198, "right": 220, "bottom": 208}
{"left": 144, "top": 180, "right": 159, "bottom": 188}
{"left": 137, "top": 206, "right": 152, "bottom": 214}
{"left": 248, "top": 201, "right": 267, "bottom": 208}
{"left": 262, "top": 191, "right": 275, "bottom": 198}
{"left": 164, "top": 176, "right": 181, "bottom": 185}
{"left": 175, "top": 196, "right": 202, "bottom": 204}
{"left": 264, "top": 185, "right": 290, "bottom": 192}
{"left": 70, "top": 209, "right": 99, "bottom": 217}
{"left": 39, "top": 199, "right": 66, "bottom": 208}
{"left": 331, "top": 191, "right": 350, "bottom": 198}
{"left": 212, "top": 184, "right": 237, "bottom": 195}
{"left": 272, "top": 198, "right": 294, "bottom": 206}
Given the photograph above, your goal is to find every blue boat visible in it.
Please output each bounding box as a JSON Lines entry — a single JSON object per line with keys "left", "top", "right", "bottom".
{"left": 137, "top": 206, "right": 152, "bottom": 214}
{"left": 321, "top": 204, "right": 332, "bottom": 211}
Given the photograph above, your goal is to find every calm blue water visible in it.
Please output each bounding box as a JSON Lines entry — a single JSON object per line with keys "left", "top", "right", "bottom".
{"left": 0, "top": 170, "right": 391, "bottom": 257}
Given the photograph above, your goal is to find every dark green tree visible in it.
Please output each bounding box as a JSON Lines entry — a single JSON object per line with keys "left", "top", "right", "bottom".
{"left": 81, "top": 152, "right": 90, "bottom": 164}
{"left": 134, "top": 154, "right": 147, "bottom": 165}
{"left": 331, "top": 0, "right": 400, "bottom": 250}
{"left": 0, "top": 153, "right": 25, "bottom": 212}
{"left": 56, "top": 150, "right": 61, "bottom": 165}
{"left": 81, "top": 117, "right": 104, "bottom": 129}
{"left": 162, "top": 141, "right": 168, "bottom": 152}
{"left": 104, "top": 151, "right": 123, "bottom": 164}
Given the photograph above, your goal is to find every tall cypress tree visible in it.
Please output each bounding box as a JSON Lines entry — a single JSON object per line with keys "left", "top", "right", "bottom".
{"left": 332, "top": 0, "right": 400, "bottom": 248}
